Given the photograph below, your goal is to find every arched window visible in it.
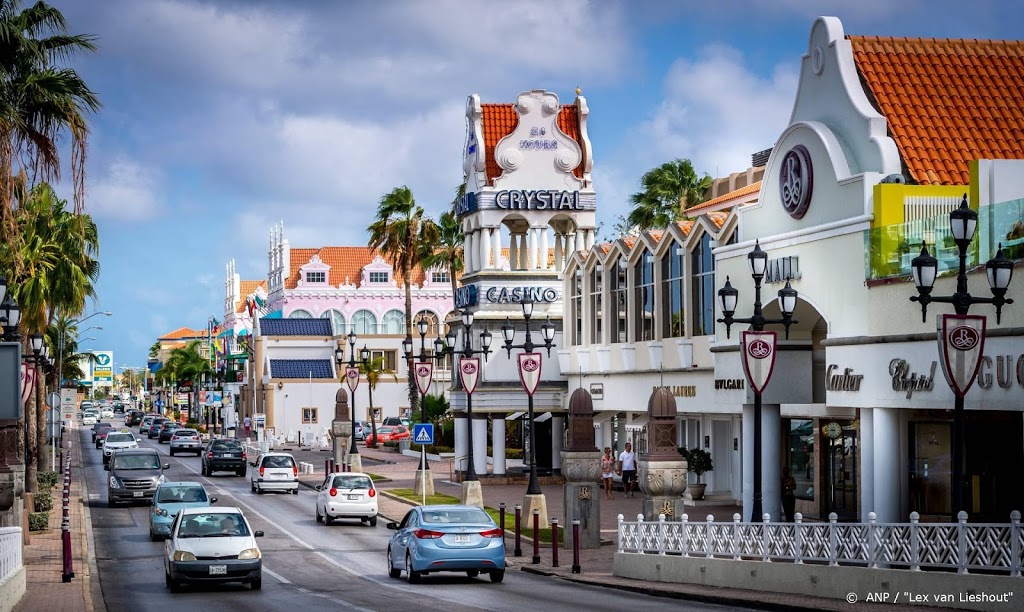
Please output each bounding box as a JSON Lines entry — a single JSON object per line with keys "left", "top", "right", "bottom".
{"left": 350, "top": 310, "right": 377, "bottom": 335}
{"left": 321, "top": 309, "right": 346, "bottom": 335}
{"left": 381, "top": 310, "right": 405, "bottom": 335}
{"left": 414, "top": 310, "right": 440, "bottom": 336}
{"left": 288, "top": 309, "right": 312, "bottom": 319}
{"left": 610, "top": 256, "right": 628, "bottom": 343}
{"left": 691, "top": 233, "right": 715, "bottom": 336}
{"left": 633, "top": 249, "right": 655, "bottom": 341}
{"left": 661, "top": 242, "right": 685, "bottom": 338}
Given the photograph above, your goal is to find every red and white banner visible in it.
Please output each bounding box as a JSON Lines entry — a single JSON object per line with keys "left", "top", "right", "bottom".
{"left": 345, "top": 366, "right": 361, "bottom": 393}
{"left": 938, "top": 314, "right": 986, "bottom": 398}
{"left": 413, "top": 361, "right": 433, "bottom": 397}
{"left": 517, "top": 353, "right": 543, "bottom": 397}
{"left": 20, "top": 364, "right": 35, "bottom": 405}
{"left": 741, "top": 331, "right": 777, "bottom": 394}
{"left": 459, "top": 357, "right": 481, "bottom": 395}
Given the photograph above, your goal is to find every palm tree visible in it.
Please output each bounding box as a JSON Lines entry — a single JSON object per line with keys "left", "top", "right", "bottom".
{"left": 626, "top": 159, "right": 712, "bottom": 230}
{"left": 367, "top": 186, "right": 439, "bottom": 420}
{"left": 420, "top": 209, "right": 463, "bottom": 304}
{"left": 149, "top": 341, "right": 161, "bottom": 360}
{"left": 360, "top": 356, "right": 397, "bottom": 448}
{"left": 165, "top": 341, "right": 212, "bottom": 424}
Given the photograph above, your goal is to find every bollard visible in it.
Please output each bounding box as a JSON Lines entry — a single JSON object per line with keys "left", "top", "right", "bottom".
{"left": 61, "top": 462, "right": 74, "bottom": 582}
{"left": 551, "top": 518, "right": 559, "bottom": 567}
{"left": 532, "top": 508, "right": 540, "bottom": 564}
{"left": 325, "top": 459, "right": 330, "bottom": 474}
{"left": 514, "top": 505, "right": 522, "bottom": 557}
{"left": 571, "top": 519, "right": 581, "bottom": 573}
{"left": 499, "top": 503, "right": 506, "bottom": 549}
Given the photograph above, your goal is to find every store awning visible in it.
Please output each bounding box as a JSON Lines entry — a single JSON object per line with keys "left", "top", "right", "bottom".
{"left": 625, "top": 415, "right": 649, "bottom": 431}
{"left": 535, "top": 412, "right": 553, "bottom": 423}
{"left": 505, "top": 412, "right": 526, "bottom": 421}
{"left": 263, "top": 310, "right": 283, "bottom": 319}
{"left": 592, "top": 411, "right": 616, "bottom": 428}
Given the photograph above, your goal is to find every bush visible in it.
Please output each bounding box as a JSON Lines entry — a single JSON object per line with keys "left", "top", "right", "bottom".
{"left": 34, "top": 492, "right": 53, "bottom": 513}
{"left": 39, "top": 471, "right": 60, "bottom": 489}
{"left": 679, "top": 446, "right": 714, "bottom": 483}
{"left": 28, "top": 512, "right": 49, "bottom": 532}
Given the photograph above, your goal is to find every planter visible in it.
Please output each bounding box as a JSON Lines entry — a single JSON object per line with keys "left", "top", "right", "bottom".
{"left": 689, "top": 483, "right": 707, "bottom": 500}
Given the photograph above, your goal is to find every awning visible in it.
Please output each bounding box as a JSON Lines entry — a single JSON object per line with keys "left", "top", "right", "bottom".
{"left": 263, "top": 310, "right": 283, "bottom": 319}
{"left": 505, "top": 411, "right": 526, "bottom": 421}
{"left": 625, "top": 415, "right": 649, "bottom": 431}
{"left": 592, "top": 411, "right": 616, "bottom": 428}
{"left": 535, "top": 412, "right": 553, "bottom": 423}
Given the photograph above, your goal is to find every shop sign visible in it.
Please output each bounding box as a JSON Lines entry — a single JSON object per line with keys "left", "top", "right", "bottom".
{"left": 764, "top": 256, "right": 801, "bottom": 284}
{"left": 519, "top": 127, "right": 558, "bottom": 150}
{"left": 937, "top": 314, "right": 986, "bottom": 398}
{"left": 589, "top": 383, "right": 603, "bottom": 399}
{"left": 714, "top": 378, "right": 744, "bottom": 390}
{"left": 779, "top": 145, "right": 813, "bottom": 220}
{"left": 825, "top": 365, "right": 863, "bottom": 392}
{"left": 485, "top": 286, "right": 559, "bottom": 304}
{"left": 496, "top": 190, "right": 585, "bottom": 211}
{"left": 888, "top": 359, "right": 936, "bottom": 399}
{"left": 454, "top": 285, "right": 478, "bottom": 308}
{"left": 655, "top": 385, "right": 696, "bottom": 397}
{"left": 977, "top": 354, "right": 1024, "bottom": 390}
{"left": 455, "top": 192, "right": 477, "bottom": 216}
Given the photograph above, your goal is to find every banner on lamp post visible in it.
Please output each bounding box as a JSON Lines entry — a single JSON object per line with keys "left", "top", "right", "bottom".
{"left": 413, "top": 362, "right": 433, "bottom": 397}
{"left": 740, "top": 331, "right": 777, "bottom": 394}
{"left": 517, "top": 352, "right": 543, "bottom": 397}
{"left": 459, "top": 358, "right": 480, "bottom": 395}
{"left": 20, "top": 363, "right": 35, "bottom": 405}
{"left": 345, "top": 366, "right": 360, "bottom": 393}
{"left": 937, "top": 314, "right": 986, "bottom": 398}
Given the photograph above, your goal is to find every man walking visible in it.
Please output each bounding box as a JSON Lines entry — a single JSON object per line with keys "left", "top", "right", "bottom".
{"left": 618, "top": 442, "right": 637, "bottom": 498}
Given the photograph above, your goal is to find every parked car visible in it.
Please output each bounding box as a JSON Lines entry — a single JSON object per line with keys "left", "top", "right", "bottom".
{"left": 148, "top": 417, "right": 170, "bottom": 439}
{"left": 381, "top": 417, "right": 410, "bottom": 428}
{"left": 169, "top": 429, "right": 202, "bottom": 456}
{"left": 249, "top": 452, "right": 298, "bottom": 495}
{"left": 102, "top": 431, "right": 138, "bottom": 465}
{"left": 202, "top": 439, "right": 247, "bottom": 477}
{"left": 163, "top": 507, "right": 263, "bottom": 591}
{"left": 386, "top": 505, "right": 505, "bottom": 583}
{"left": 91, "top": 422, "right": 113, "bottom": 444}
{"left": 315, "top": 472, "right": 378, "bottom": 526}
{"left": 365, "top": 425, "right": 410, "bottom": 447}
{"left": 354, "top": 420, "right": 371, "bottom": 441}
{"left": 106, "top": 448, "right": 169, "bottom": 507}
{"left": 158, "top": 422, "right": 182, "bottom": 443}
{"left": 149, "top": 482, "right": 216, "bottom": 541}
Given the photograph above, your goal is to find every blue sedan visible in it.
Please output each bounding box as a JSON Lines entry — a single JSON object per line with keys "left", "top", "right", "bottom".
{"left": 386, "top": 505, "right": 505, "bottom": 583}
{"left": 150, "top": 482, "right": 216, "bottom": 541}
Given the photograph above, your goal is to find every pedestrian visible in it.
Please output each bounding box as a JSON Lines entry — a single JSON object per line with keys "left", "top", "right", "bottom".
{"left": 782, "top": 466, "right": 797, "bottom": 522}
{"left": 601, "top": 447, "right": 615, "bottom": 499}
{"left": 618, "top": 442, "right": 637, "bottom": 498}
{"left": 243, "top": 415, "right": 251, "bottom": 438}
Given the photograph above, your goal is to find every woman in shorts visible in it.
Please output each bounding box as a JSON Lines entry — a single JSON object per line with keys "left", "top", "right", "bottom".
{"left": 601, "top": 447, "right": 615, "bottom": 499}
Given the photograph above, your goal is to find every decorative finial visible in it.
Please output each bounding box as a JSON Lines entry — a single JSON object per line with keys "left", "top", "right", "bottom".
{"left": 575, "top": 86, "right": 581, "bottom": 96}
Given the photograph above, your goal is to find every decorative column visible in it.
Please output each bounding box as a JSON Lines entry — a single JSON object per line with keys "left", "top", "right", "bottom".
{"left": 874, "top": 407, "right": 900, "bottom": 523}
{"left": 528, "top": 228, "right": 538, "bottom": 270}
{"left": 859, "top": 408, "right": 875, "bottom": 522}
{"left": 761, "top": 404, "right": 782, "bottom": 521}
{"left": 465, "top": 231, "right": 475, "bottom": 273}
{"left": 574, "top": 230, "right": 584, "bottom": 253}
{"left": 510, "top": 235, "right": 520, "bottom": 271}
{"left": 481, "top": 228, "right": 492, "bottom": 270}
{"left": 454, "top": 414, "right": 468, "bottom": 477}
{"left": 585, "top": 229, "right": 595, "bottom": 251}
{"left": 638, "top": 387, "right": 688, "bottom": 520}
{"left": 519, "top": 234, "right": 529, "bottom": 270}
{"left": 561, "top": 388, "right": 601, "bottom": 548}
{"left": 329, "top": 389, "right": 352, "bottom": 470}
{"left": 551, "top": 415, "right": 564, "bottom": 471}
{"left": 540, "top": 228, "right": 549, "bottom": 270}
{"left": 554, "top": 234, "right": 564, "bottom": 271}
{"left": 472, "top": 414, "right": 488, "bottom": 477}
{"left": 492, "top": 416, "right": 506, "bottom": 476}
{"left": 492, "top": 227, "right": 502, "bottom": 269}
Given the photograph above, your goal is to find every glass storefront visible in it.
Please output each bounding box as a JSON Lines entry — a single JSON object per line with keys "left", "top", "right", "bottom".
{"left": 786, "top": 419, "right": 815, "bottom": 501}
{"left": 909, "top": 421, "right": 951, "bottom": 518}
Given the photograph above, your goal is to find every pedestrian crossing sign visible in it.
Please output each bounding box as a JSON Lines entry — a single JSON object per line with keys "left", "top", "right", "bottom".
{"left": 412, "top": 423, "right": 434, "bottom": 445}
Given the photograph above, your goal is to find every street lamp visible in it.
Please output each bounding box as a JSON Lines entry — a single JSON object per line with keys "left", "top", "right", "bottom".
{"left": 335, "top": 330, "right": 369, "bottom": 468}
{"left": 403, "top": 315, "right": 452, "bottom": 500}
{"left": 717, "top": 240, "right": 800, "bottom": 522}
{"left": 0, "top": 291, "right": 22, "bottom": 341}
{"left": 908, "top": 194, "right": 1015, "bottom": 520}
{"left": 451, "top": 309, "right": 492, "bottom": 488}
{"left": 501, "top": 298, "right": 556, "bottom": 498}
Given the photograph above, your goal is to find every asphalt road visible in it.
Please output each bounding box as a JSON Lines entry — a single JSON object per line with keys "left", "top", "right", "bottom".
{"left": 80, "top": 420, "right": 753, "bottom": 611}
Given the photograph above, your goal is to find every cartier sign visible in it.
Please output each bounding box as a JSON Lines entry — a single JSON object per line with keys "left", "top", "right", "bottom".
{"left": 889, "top": 359, "right": 937, "bottom": 399}
{"left": 825, "top": 365, "right": 863, "bottom": 392}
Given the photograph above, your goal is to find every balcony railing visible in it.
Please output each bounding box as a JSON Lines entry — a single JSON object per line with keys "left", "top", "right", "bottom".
{"left": 0, "top": 526, "right": 23, "bottom": 585}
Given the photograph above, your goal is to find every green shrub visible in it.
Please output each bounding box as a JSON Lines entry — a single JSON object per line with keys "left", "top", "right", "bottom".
{"left": 28, "top": 512, "right": 49, "bottom": 532}
{"left": 39, "top": 471, "right": 60, "bottom": 489}
{"left": 34, "top": 492, "right": 53, "bottom": 513}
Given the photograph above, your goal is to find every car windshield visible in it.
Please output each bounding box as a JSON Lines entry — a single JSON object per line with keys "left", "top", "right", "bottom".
{"left": 178, "top": 512, "right": 249, "bottom": 538}
{"left": 332, "top": 475, "right": 371, "bottom": 490}
{"left": 112, "top": 455, "right": 160, "bottom": 470}
{"left": 378, "top": 427, "right": 394, "bottom": 434}
{"left": 105, "top": 433, "right": 133, "bottom": 443}
{"left": 421, "top": 508, "right": 492, "bottom": 524}
{"left": 157, "top": 486, "right": 207, "bottom": 503}
{"left": 262, "top": 456, "right": 294, "bottom": 468}
{"left": 176, "top": 430, "right": 197, "bottom": 437}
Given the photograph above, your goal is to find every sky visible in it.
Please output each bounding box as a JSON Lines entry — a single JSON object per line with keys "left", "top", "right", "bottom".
{"left": 43, "top": 0, "right": 1022, "bottom": 370}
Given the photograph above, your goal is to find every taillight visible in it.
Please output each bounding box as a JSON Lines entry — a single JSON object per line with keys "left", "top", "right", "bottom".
{"left": 480, "top": 528, "right": 503, "bottom": 538}
{"left": 329, "top": 488, "right": 337, "bottom": 497}
{"left": 171, "top": 435, "right": 179, "bottom": 441}
{"left": 259, "top": 467, "right": 265, "bottom": 477}
{"left": 414, "top": 529, "right": 444, "bottom": 539}
{"left": 241, "top": 452, "right": 246, "bottom": 459}
{"left": 292, "top": 466, "right": 298, "bottom": 477}
{"left": 368, "top": 488, "right": 376, "bottom": 498}
{"left": 207, "top": 452, "right": 214, "bottom": 459}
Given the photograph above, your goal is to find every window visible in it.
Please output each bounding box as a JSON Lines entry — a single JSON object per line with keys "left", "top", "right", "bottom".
{"left": 288, "top": 309, "right": 312, "bottom": 319}
{"left": 610, "top": 257, "right": 628, "bottom": 343}
{"left": 431, "top": 271, "right": 450, "bottom": 284}
{"left": 787, "top": 419, "right": 814, "bottom": 502}
{"left": 589, "top": 267, "right": 603, "bottom": 344}
{"left": 302, "top": 407, "right": 318, "bottom": 424}
{"left": 321, "top": 309, "right": 346, "bottom": 335}
{"left": 691, "top": 233, "right": 715, "bottom": 336}
{"left": 633, "top": 249, "right": 655, "bottom": 341}
{"left": 370, "top": 349, "right": 397, "bottom": 371}
{"left": 661, "top": 243, "right": 685, "bottom": 338}
{"left": 414, "top": 310, "right": 439, "bottom": 336}
{"left": 305, "top": 271, "right": 326, "bottom": 283}
{"left": 381, "top": 310, "right": 405, "bottom": 334}
{"left": 351, "top": 309, "right": 377, "bottom": 335}
{"left": 369, "top": 271, "right": 389, "bottom": 283}
{"left": 570, "top": 268, "right": 583, "bottom": 345}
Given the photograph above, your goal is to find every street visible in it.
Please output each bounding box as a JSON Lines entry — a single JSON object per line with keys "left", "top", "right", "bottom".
{"left": 78, "top": 422, "right": 753, "bottom": 611}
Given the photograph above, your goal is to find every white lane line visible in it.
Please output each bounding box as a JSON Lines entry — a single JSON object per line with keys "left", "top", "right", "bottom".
{"left": 264, "top": 565, "right": 373, "bottom": 611}
{"left": 262, "top": 566, "right": 292, "bottom": 584}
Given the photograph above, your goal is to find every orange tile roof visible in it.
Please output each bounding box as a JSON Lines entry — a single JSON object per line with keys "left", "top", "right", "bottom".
{"left": 687, "top": 181, "right": 762, "bottom": 214}
{"left": 235, "top": 280, "right": 267, "bottom": 313}
{"left": 849, "top": 36, "right": 1024, "bottom": 185}
{"left": 160, "top": 327, "right": 204, "bottom": 340}
{"left": 647, "top": 230, "right": 664, "bottom": 243}
{"left": 480, "top": 103, "right": 584, "bottom": 183}
{"left": 676, "top": 220, "right": 696, "bottom": 236}
{"left": 285, "top": 247, "right": 429, "bottom": 290}
{"left": 596, "top": 243, "right": 611, "bottom": 254}
{"left": 707, "top": 212, "right": 728, "bottom": 229}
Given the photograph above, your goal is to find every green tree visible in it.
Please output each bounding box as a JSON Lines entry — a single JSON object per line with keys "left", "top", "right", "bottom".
{"left": 148, "top": 341, "right": 161, "bottom": 360}
{"left": 421, "top": 208, "right": 463, "bottom": 302}
{"left": 359, "top": 355, "right": 397, "bottom": 448}
{"left": 164, "top": 341, "right": 212, "bottom": 422}
{"left": 367, "top": 186, "right": 439, "bottom": 420}
{"left": 626, "top": 159, "right": 712, "bottom": 231}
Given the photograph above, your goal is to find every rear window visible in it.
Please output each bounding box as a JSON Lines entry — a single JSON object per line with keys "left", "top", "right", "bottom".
{"left": 421, "top": 508, "right": 492, "bottom": 524}
{"left": 157, "top": 486, "right": 207, "bottom": 503}
{"left": 212, "top": 440, "right": 241, "bottom": 450}
{"left": 176, "top": 429, "right": 197, "bottom": 436}
{"left": 332, "top": 475, "right": 372, "bottom": 490}
{"left": 261, "top": 456, "right": 295, "bottom": 468}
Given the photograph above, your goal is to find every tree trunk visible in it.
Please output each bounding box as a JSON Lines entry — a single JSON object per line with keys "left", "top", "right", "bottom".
{"left": 24, "top": 380, "right": 37, "bottom": 495}
{"left": 368, "top": 384, "right": 378, "bottom": 448}
{"left": 404, "top": 262, "right": 419, "bottom": 419}
{"left": 36, "top": 365, "right": 47, "bottom": 472}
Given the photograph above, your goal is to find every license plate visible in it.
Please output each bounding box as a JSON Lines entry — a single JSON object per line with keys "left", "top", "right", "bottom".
{"left": 209, "top": 565, "right": 226, "bottom": 575}
{"left": 133, "top": 491, "right": 143, "bottom": 497}
{"left": 274, "top": 473, "right": 286, "bottom": 478}
{"left": 346, "top": 494, "right": 360, "bottom": 500}
{"left": 454, "top": 534, "right": 470, "bottom": 543}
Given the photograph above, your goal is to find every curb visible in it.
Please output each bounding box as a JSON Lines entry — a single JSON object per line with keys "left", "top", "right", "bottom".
{"left": 73, "top": 431, "right": 106, "bottom": 612}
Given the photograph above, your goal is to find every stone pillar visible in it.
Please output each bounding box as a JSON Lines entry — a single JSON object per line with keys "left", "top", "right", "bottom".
{"left": 492, "top": 227, "right": 502, "bottom": 269}
{"left": 561, "top": 388, "right": 601, "bottom": 548}
{"left": 585, "top": 229, "right": 595, "bottom": 251}
{"left": 551, "top": 415, "right": 564, "bottom": 472}
{"left": 472, "top": 414, "right": 488, "bottom": 476}
{"left": 464, "top": 232, "right": 475, "bottom": 273}
{"left": 528, "top": 228, "right": 538, "bottom": 270}
{"left": 540, "top": 228, "right": 549, "bottom": 270}
{"left": 599, "top": 420, "right": 613, "bottom": 451}
{"left": 874, "top": 407, "right": 900, "bottom": 523}
{"left": 554, "top": 234, "right": 564, "bottom": 271}
{"left": 509, "top": 235, "right": 519, "bottom": 271}
{"left": 859, "top": 408, "right": 875, "bottom": 521}
{"left": 330, "top": 389, "right": 351, "bottom": 471}
{"left": 454, "top": 414, "right": 468, "bottom": 477}
{"left": 741, "top": 403, "right": 753, "bottom": 516}
{"left": 492, "top": 416, "right": 506, "bottom": 476}
{"left": 574, "top": 230, "right": 584, "bottom": 253}
{"left": 519, "top": 234, "right": 529, "bottom": 270}
{"left": 762, "top": 404, "right": 782, "bottom": 521}
{"left": 639, "top": 387, "right": 688, "bottom": 520}
{"left": 481, "top": 228, "right": 491, "bottom": 270}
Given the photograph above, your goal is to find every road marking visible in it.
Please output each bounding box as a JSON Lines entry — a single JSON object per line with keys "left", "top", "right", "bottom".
{"left": 264, "top": 565, "right": 373, "bottom": 610}
{"left": 262, "top": 566, "right": 292, "bottom": 584}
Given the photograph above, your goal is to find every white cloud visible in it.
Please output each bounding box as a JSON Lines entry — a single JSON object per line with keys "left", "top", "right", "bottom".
{"left": 86, "top": 158, "right": 162, "bottom": 221}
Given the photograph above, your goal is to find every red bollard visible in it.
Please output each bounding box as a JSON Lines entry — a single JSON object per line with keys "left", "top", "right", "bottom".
{"left": 514, "top": 505, "right": 522, "bottom": 557}
{"left": 571, "top": 519, "right": 581, "bottom": 573}
{"left": 532, "top": 508, "right": 540, "bottom": 564}
{"left": 551, "top": 518, "right": 559, "bottom": 567}
{"left": 61, "top": 466, "right": 74, "bottom": 582}
{"left": 324, "top": 459, "right": 330, "bottom": 474}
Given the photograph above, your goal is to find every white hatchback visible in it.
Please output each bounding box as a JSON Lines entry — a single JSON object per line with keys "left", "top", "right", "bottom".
{"left": 249, "top": 453, "right": 298, "bottom": 495}
{"left": 100, "top": 407, "right": 114, "bottom": 419}
{"left": 82, "top": 411, "right": 97, "bottom": 426}
{"left": 315, "top": 472, "right": 378, "bottom": 526}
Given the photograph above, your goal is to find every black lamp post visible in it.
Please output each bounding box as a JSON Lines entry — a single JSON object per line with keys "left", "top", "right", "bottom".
{"left": 500, "top": 298, "right": 556, "bottom": 496}
{"left": 0, "top": 288, "right": 22, "bottom": 342}
{"left": 452, "top": 309, "right": 492, "bottom": 482}
{"left": 908, "top": 195, "right": 1014, "bottom": 520}
{"left": 402, "top": 315, "right": 451, "bottom": 472}
{"left": 717, "top": 240, "right": 799, "bottom": 522}
{"left": 335, "top": 330, "right": 369, "bottom": 458}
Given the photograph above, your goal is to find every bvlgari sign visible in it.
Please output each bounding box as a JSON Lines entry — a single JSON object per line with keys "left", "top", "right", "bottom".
{"left": 496, "top": 190, "right": 584, "bottom": 211}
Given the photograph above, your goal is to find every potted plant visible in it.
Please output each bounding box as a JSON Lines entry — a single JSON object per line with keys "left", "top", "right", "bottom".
{"left": 680, "top": 447, "right": 714, "bottom": 500}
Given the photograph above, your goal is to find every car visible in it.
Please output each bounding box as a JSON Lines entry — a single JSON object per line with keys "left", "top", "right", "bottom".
{"left": 91, "top": 422, "right": 113, "bottom": 444}
{"left": 365, "top": 425, "right": 410, "bottom": 447}
{"left": 202, "top": 439, "right": 247, "bottom": 477}
{"left": 158, "top": 422, "right": 182, "bottom": 443}
{"left": 148, "top": 417, "right": 170, "bottom": 438}
{"left": 169, "top": 429, "right": 202, "bottom": 456}
{"left": 354, "top": 420, "right": 371, "bottom": 441}
{"left": 163, "top": 507, "right": 263, "bottom": 592}
{"left": 149, "top": 482, "right": 217, "bottom": 541}
{"left": 102, "top": 431, "right": 139, "bottom": 465}
{"left": 82, "top": 411, "right": 98, "bottom": 426}
{"left": 125, "top": 410, "right": 144, "bottom": 426}
{"left": 80, "top": 401, "right": 94, "bottom": 412}
{"left": 386, "top": 505, "right": 506, "bottom": 584}
{"left": 113, "top": 402, "right": 125, "bottom": 414}
{"left": 106, "top": 448, "right": 169, "bottom": 507}
{"left": 94, "top": 425, "right": 116, "bottom": 448}
{"left": 100, "top": 406, "right": 114, "bottom": 419}
{"left": 250, "top": 452, "right": 298, "bottom": 495}
{"left": 315, "top": 472, "right": 378, "bottom": 527}
{"left": 140, "top": 415, "right": 157, "bottom": 434}
{"left": 381, "top": 417, "right": 410, "bottom": 428}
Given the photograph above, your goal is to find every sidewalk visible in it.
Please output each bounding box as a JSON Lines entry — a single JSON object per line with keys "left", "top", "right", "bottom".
{"left": 15, "top": 431, "right": 103, "bottom": 612}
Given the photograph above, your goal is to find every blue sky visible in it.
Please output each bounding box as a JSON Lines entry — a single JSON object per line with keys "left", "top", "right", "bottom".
{"left": 46, "top": 0, "right": 1021, "bottom": 368}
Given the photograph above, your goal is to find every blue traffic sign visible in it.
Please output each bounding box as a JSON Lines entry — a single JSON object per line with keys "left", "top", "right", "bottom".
{"left": 412, "top": 423, "right": 434, "bottom": 445}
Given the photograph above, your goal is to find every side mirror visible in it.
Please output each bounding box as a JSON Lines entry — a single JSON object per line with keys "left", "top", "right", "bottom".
{"left": 162, "top": 463, "right": 170, "bottom": 470}
{"left": 254, "top": 530, "right": 264, "bottom": 538}
{"left": 210, "top": 497, "right": 218, "bottom": 504}
{"left": 386, "top": 522, "right": 399, "bottom": 530}
{"left": 314, "top": 485, "right": 322, "bottom": 491}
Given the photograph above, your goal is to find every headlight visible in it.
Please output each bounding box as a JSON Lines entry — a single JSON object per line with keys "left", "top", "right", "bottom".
{"left": 109, "top": 476, "right": 120, "bottom": 488}
{"left": 172, "top": 550, "right": 196, "bottom": 562}
{"left": 238, "top": 548, "right": 261, "bottom": 560}
{"left": 152, "top": 507, "right": 168, "bottom": 517}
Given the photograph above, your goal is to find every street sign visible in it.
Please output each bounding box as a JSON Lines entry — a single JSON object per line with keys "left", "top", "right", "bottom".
{"left": 412, "top": 423, "right": 434, "bottom": 445}
{"left": 47, "top": 392, "right": 61, "bottom": 409}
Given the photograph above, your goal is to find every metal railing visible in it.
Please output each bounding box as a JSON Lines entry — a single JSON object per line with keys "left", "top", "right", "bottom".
{"left": 0, "top": 526, "right": 23, "bottom": 585}
{"left": 617, "top": 510, "right": 1024, "bottom": 576}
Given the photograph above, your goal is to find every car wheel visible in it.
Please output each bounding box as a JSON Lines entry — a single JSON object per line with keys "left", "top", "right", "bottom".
{"left": 150, "top": 531, "right": 161, "bottom": 542}
{"left": 406, "top": 552, "right": 420, "bottom": 584}
{"left": 169, "top": 577, "right": 182, "bottom": 592}
{"left": 250, "top": 481, "right": 256, "bottom": 493}
{"left": 200, "top": 465, "right": 207, "bottom": 476}
{"left": 489, "top": 570, "right": 504, "bottom": 583}
{"left": 292, "top": 488, "right": 299, "bottom": 495}
{"left": 316, "top": 506, "right": 322, "bottom": 523}
{"left": 250, "top": 576, "right": 262, "bottom": 591}
{"left": 368, "top": 516, "right": 377, "bottom": 527}
{"left": 107, "top": 499, "right": 116, "bottom": 508}
{"left": 387, "top": 548, "right": 401, "bottom": 579}
{"left": 237, "top": 469, "right": 245, "bottom": 477}
{"left": 169, "top": 449, "right": 175, "bottom": 457}
{"left": 467, "top": 570, "right": 479, "bottom": 578}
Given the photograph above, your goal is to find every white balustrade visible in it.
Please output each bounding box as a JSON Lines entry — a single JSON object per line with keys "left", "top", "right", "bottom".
{"left": 0, "top": 526, "right": 23, "bottom": 584}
